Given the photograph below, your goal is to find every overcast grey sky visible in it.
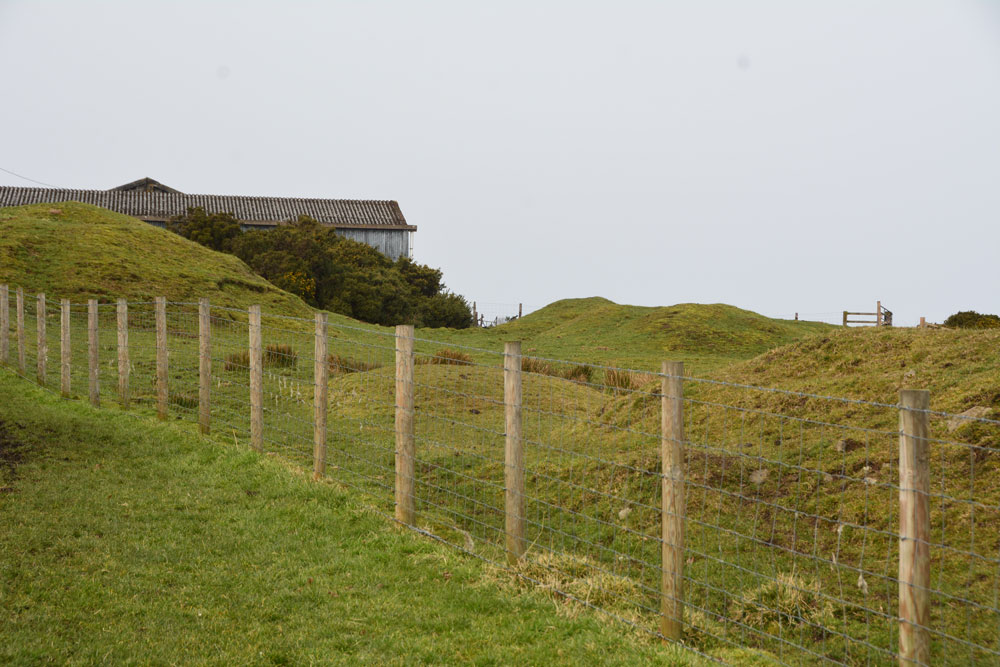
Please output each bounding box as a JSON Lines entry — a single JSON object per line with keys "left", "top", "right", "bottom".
{"left": 2, "top": 1, "right": 998, "bottom": 325}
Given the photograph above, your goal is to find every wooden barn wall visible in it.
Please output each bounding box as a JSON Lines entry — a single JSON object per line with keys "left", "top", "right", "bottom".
{"left": 334, "top": 228, "right": 411, "bottom": 260}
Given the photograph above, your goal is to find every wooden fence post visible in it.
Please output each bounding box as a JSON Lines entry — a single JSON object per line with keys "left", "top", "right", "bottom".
{"left": 504, "top": 341, "right": 525, "bottom": 564}
{"left": 117, "top": 298, "right": 129, "bottom": 408}
{"left": 0, "top": 284, "right": 8, "bottom": 366}
{"left": 198, "top": 298, "right": 210, "bottom": 434}
{"left": 899, "top": 389, "right": 931, "bottom": 665}
{"left": 877, "top": 300, "right": 883, "bottom": 327}
{"left": 16, "top": 287, "right": 25, "bottom": 375}
{"left": 395, "top": 324, "right": 415, "bottom": 525}
{"left": 155, "top": 297, "right": 168, "bottom": 420}
{"left": 661, "top": 360, "right": 685, "bottom": 641}
{"left": 88, "top": 299, "right": 99, "bottom": 407}
{"left": 249, "top": 305, "right": 263, "bottom": 452}
{"left": 843, "top": 311, "right": 848, "bottom": 327}
{"left": 313, "top": 312, "right": 328, "bottom": 480}
{"left": 518, "top": 303, "right": 523, "bottom": 319}
{"left": 60, "top": 299, "right": 70, "bottom": 397}
{"left": 36, "top": 293, "right": 46, "bottom": 386}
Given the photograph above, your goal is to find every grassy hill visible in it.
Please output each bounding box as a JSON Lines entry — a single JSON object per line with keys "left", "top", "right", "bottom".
{"left": 0, "top": 202, "right": 835, "bottom": 374}
{"left": 3, "top": 202, "right": 998, "bottom": 662}
{"left": 0, "top": 202, "right": 313, "bottom": 316}
{"left": 429, "top": 297, "right": 835, "bottom": 373}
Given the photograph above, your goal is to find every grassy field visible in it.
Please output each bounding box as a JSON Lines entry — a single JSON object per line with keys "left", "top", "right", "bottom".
{"left": 3, "top": 201, "right": 999, "bottom": 664}
{"left": 0, "top": 371, "right": 718, "bottom": 665}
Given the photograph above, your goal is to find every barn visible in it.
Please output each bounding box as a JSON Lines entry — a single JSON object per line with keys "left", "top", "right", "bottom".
{"left": 0, "top": 177, "right": 416, "bottom": 260}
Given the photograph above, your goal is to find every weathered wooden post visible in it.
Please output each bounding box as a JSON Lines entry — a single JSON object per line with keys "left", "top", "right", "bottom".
{"left": 877, "top": 300, "right": 883, "bottom": 327}
{"left": 198, "top": 298, "right": 210, "bottom": 434}
{"left": 518, "top": 303, "right": 523, "bottom": 319}
{"left": 394, "top": 324, "right": 415, "bottom": 525}
{"left": 0, "top": 284, "right": 8, "bottom": 366}
{"left": 313, "top": 312, "right": 328, "bottom": 480}
{"left": 60, "top": 299, "right": 71, "bottom": 397}
{"left": 472, "top": 302, "right": 478, "bottom": 327}
{"left": 919, "top": 317, "right": 926, "bottom": 328}
{"left": 16, "top": 287, "right": 25, "bottom": 375}
{"left": 249, "top": 305, "right": 263, "bottom": 452}
{"left": 36, "top": 293, "right": 47, "bottom": 386}
{"left": 155, "top": 297, "right": 168, "bottom": 420}
{"left": 899, "top": 389, "right": 931, "bottom": 665}
{"left": 504, "top": 341, "right": 525, "bottom": 564}
{"left": 87, "top": 299, "right": 99, "bottom": 407}
{"left": 661, "top": 360, "right": 685, "bottom": 641}
{"left": 843, "top": 311, "right": 848, "bottom": 327}
{"left": 116, "top": 298, "right": 129, "bottom": 408}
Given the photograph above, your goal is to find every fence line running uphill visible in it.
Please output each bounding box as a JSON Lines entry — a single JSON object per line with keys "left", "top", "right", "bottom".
{"left": 2, "top": 285, "right": 999, "bottom": 666}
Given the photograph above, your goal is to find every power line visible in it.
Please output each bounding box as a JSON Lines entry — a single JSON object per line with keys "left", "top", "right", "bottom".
{"left": 0, "top": 165, "right": 58, "bottom": 188}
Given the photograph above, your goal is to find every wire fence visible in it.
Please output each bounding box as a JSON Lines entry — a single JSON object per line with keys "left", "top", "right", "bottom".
{"left": 1, "top": 285, "right": 998, "bottom": 666}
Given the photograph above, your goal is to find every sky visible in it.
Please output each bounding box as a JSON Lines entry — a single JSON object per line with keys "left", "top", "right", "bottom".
{"left": 1, "top": 1, "right": 998, "bottom": 326}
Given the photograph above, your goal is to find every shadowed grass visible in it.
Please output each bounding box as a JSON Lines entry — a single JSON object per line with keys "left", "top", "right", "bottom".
{"left": 0, "top": 370, "right": 709, "bottom": 665}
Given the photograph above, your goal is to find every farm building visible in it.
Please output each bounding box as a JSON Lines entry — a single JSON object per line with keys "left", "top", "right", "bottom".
{"left": 0, "top": 177, "right": 416, "bottom": 260}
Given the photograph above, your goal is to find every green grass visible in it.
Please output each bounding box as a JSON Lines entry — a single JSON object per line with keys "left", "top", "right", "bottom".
{"left": 431, "top": 297, "right": 836, "bottom": 375}
{"left": 4, "top": 201, "right": 999, "bottom": 663}
{"left": 0, "top": 371, "right": 715, "bottom": 665}
{"left": 0, "top": 202, "right": 313, "bottom": 316}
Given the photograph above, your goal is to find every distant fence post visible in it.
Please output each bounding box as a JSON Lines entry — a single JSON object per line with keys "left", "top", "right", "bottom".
{"left": 899, "top": 389, "right": 931, "bottom": 665}
{"left": 394, "top": 324, "right": 415, "bottom": 525}
{"left": 155, "top": 297, "right": 168, "bottom": 420}
{"left": 0, "top": 284, "right": 8, "bottom": 366}
{"left": 313, "top": 312, "right": 328, "bottom": 480}
{"left": 518, "top": 303, "right": 523, "bottom": 319}
{"left": 249, "top": 305, "right": 263, "bottom": 452}
{"left": 16, "top": 287, "right": 25, "bottom": 375}
{"left": 36, "top": 293, "right": 46, "bottom": 386}
{"left": 88, "top": 299, "right": 99, "bottom": 406}
{"left": 842, "top": 311, "right": 848, "bottom": 327}
{"left": 198, "top": 298, "right": 210, "bottom": 434}
{"left": 60, "top": 299, "right": 70, "bottom": 397}
{"left": 661, "top": 360, "right": 685, "bottom": 641}
{"left": 117, "top": 298, "right": 129, "bottom": 408}
{"left": 504, "top": 341, "right": 525, "bottom": 564}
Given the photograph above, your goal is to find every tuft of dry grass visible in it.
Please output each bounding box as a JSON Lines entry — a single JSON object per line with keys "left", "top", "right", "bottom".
{"left": 521, "top": 356, "right": 553, "bottom": 375}
{"left": 264, "top": 343, "right": 297, "bottom": 368}
{"left": 328, "top": 353, "right": 380, "bottom": 374}
{"left": 562, "top": 364, "right": 594, "bottom": 384}
{"left": 224, "top": 349, "right": 250, "bottom": 371}
{"left": 603, "top": 367, "right": 637, "bottom": 393}
{"left": 419, "top": 348, "right": 474, "bottom": 366}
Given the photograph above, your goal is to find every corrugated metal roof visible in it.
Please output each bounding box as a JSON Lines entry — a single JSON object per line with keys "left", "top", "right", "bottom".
{"left": 0, "top": 186, "right": 413, "bottom": 230}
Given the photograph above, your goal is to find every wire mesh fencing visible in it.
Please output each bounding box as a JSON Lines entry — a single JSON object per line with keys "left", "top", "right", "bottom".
{"left": 1, "top": 285, "right": 998, "bottom": 666}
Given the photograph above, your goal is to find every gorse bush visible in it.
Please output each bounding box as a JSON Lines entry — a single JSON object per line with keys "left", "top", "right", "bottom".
{"left": 168, "top": 208, "right": 473, "bottom": 329}
{"left": 944, "top": 311, "right": 1000, "bottom": 329}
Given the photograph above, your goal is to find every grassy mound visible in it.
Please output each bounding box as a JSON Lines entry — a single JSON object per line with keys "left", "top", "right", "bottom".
{"left": 432, "top": 297, "right": 835, "bottom": 373}
{"left": 0, "top": 202, "right": 312, "bottom": 316}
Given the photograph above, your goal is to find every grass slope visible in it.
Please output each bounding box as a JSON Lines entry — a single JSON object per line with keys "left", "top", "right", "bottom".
{"left": 430, "top": 297, "right": 835, "bottom": 374}
{"left": 0, "top": 202, "right": 312, "bottom": 316}
{"left": 0, "top": 202, "right": 834, "bottom": 374}
{"left": 0, "top": 371, "right": 706, "bottom": 665}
